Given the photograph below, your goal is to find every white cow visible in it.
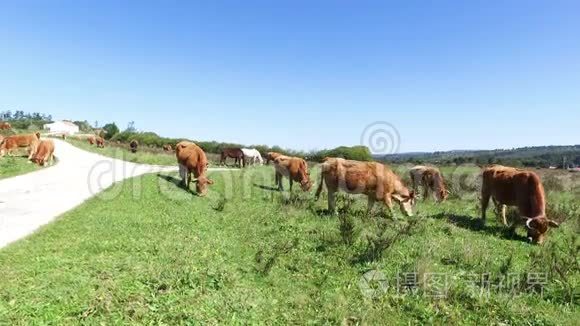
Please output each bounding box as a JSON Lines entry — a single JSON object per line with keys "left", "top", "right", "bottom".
{"left": 241, "top": 148, "right": 264, "bottom": 166}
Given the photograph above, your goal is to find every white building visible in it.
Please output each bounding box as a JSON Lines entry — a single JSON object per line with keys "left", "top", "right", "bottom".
{"left": 43, "top": 120, "right": 80, "bottom": 135}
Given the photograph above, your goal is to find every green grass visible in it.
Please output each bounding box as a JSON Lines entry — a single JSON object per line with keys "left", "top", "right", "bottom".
{"left": 66, "top": 139, "right": 224, "bottom": 167}
{"left": 0, "top": 166, "right": 578, "bottom": 324}
{"left": 66, "top": 138, "right": 177, "bottom": 166}
{"left": 0, "top": 155, "right": 45, "bottom": 180}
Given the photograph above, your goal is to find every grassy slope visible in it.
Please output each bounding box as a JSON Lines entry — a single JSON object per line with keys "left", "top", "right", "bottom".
{"left": 0, "top": 155, "right": 44, "bottom": 180}
{"left": 0, "top": 166, "right": 578, "bottom": 324}
{"left": 66, "top": 139, "right": 177, "bottom": 166}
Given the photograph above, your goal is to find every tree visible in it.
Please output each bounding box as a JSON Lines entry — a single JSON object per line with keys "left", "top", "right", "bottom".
{"left": 102, "top": 123, "right": 120, "bottom": 140}
{"left": 126, "top": 121, "right": 136, "bottom": 132}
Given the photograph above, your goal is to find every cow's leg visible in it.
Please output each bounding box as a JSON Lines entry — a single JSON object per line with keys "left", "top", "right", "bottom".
{"left": 315, "top": 177, "right": 325, "bottom": 200}
{"left": 500, "top": 204, "right": 508, "bottom": 226}
{"left": 384, "top": 195, "right": 395, "bottom": 218}
{"left": 276, "top": 172, "right": 283, "bottom": 191}
{"left": 423, "top": 185, "right": 429, "bottom": 202}
{"left": 289, "top": 178, "right": 293, "bottom": 192}
{"left": 481, "top": 190, "right": 491, "bottom": 223}
{"left": 327, "top": 190, "right": 337, "bottom": 215}
{"left": 367, "top": 196, "right": 376, "bottom": 215}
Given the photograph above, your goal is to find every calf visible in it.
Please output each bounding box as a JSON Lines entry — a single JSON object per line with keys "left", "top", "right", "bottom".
{"left": 481, "top": 165, "right": 559, "bottom": 245}
{"left": 0, "top": 132, "right": 41, "bottom": 158}
{"left": 410, "top": 166, "right": 448, "bottom": 202}
{"left": 273, "top": 156, "right": 312, "bottom": 192}
{"left": 130, "top": 140, "right": 139, "bottom": 153}
{"left": 176, "top": 141, "right": 213, "bottom": 196}
{"left": 316, "top": 158, "right": 415, "bottom": 216}
{"left": 30, "top": 139, "right": 55, "bottom": 166}
{"left": 95, "top": 136, "right": 105, "bottom": 148}
{"left": 163, "top": 144, "right": 173, "bottom": 152}
{"left": 0, "top": 122, "right": 11, "bottom": 130}
{"left": 88, "top": 136, "right": 96, "bottom": 145}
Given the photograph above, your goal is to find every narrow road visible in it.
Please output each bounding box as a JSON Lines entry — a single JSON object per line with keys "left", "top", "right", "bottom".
{"left": 0, "top": 139, "right": 220, "bottom": 249}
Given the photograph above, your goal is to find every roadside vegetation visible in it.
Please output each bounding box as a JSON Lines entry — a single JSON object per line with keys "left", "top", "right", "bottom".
{"left": 0, "top": 155, "right": 44, "bottom": 180}
{"left": 0, "top": 166, "right": 577, "bottom": 324}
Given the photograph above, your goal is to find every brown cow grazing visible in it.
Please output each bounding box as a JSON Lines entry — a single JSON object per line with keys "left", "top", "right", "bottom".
{"left": 220, "top": 148, "right": 245, "bottom": 167}
{"left": 410, "top": 166, "right": 448, "bottom": 202}
{"left": 130, "top": 140, "right": 139, "bottom": 153}
{"left": 0, "top": 122, "right": 11, "bottom": 130}
{"left": 163, "top": 144, "right": 173, "bottom": 152}
{"left": 316, "top": 158, "right": 415, "bottom": 217}
{"left": 273, "top": 156, "right": 312, "bottom": 192}
{"left": 88, "top": 136, "right": 96, "bottom": 145}
{"left": 481, "top": 165, "right": 559, "bottom": 245}
{"left": 30, "top": 139, "right": 55, "bottom": 166}
{"left": 0, "top": 132, "right": 41, "bottom": 158}
{"left": 176, "top": 141, "right": 213, "bottom": 196}
{"left": 95, "top": 136, "right": 105, "bottom": 148}
{"left": 266, "top": 151, "right": 286, "bottom": 165}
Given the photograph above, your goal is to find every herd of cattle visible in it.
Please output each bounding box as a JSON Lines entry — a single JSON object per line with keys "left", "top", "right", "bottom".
{"left": 175, "top": 142, "right": 560, "bottom": 245}
{"left": 0, "top": 132, "right": 55, "bottom": 166}
{"left": 0, "top": 131, "right": 561, "bottom": 245}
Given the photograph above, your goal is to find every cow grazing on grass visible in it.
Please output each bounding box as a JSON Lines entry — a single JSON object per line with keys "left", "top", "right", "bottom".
{"left": 0, "top": 122, "right": 11, "bottom": 130}
{"left": 95, "top": 136, "right": 105, "bottom": 148}
{"left": 481, "top": 165, "right": 559, "bottom": 245}
{"left": 410, "top": 166, "right": 448, "bottom": 202}
{"left": 316, "top": 158, "right": 415, "bottom": 217}
{"left": 220, "top": 148, "right": 245, "bottom": 168}
{"left": 176, "top": 141, "right": 213, "bottom": 196}
{"left": 163, "top": 144, "right": 173, "bottom": 152}
{"left": 273, "top": 156, "right": 312, "bottom": 192}
{"left": 242, "top": 148, "right": 264, "bottom": 166}
{"left": 266, "top": 152, "right": 285, "bottom": 165}
{"left": 88, "top": 136, "right": 96, "bottom": 145}
{"left": 130, "top": 140, "right": 139, "bottom": 153}
{"left": 0, "top": 132, "right": 41, "bottom": 159}
{"left": 30, "top": 139, "right": 55, "bottom": 166}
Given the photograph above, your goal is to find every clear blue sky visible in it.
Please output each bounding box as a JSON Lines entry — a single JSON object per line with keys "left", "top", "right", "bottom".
{"left": 1, "top": 1, "right": 579, "bottom": 153}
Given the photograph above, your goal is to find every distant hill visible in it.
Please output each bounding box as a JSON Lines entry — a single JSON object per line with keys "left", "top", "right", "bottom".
{"left": 377, "top": 145, "right": 580, "bottom": 168}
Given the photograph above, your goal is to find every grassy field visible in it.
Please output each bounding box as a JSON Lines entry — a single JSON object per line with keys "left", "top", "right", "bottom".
{"left": 0, "top": 155, "right": 46, "bottom": 180}
{"left": 65, "top": 138, "right": 224, "bottom": 167}
{"left": 0, "top": 165, "right": 578, "bottom": 324}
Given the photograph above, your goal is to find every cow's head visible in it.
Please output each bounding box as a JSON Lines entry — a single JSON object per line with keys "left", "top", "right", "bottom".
{"left": 393, "top": 191, "right": 416, "bottom": 217}
{"left": 300, "top": 178, "right": 313, "bottom": 192}
{"left": 194, "top": 176, "right": 214, "bottom": 196}
{"left": 523, "top": 216, "right": 559, "bottom": 245}
{"left": 437, "top": 189, "right": 449, "bottom": 202}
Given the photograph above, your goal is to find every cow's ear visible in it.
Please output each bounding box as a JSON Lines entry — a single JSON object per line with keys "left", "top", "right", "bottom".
{"left": 392, "top": 194, "right": 403, "bottom": 203}
{"left": 549, "top": 220, "right": 560, "bottom": 228}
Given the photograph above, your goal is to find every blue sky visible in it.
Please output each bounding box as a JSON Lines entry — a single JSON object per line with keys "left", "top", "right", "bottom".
{"left": 1, "top": 1, "right": 579, "bottom": 153}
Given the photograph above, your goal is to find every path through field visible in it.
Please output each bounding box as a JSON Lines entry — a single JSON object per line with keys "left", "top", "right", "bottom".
{"left": 0, "top": 139, "right": 226, "bottom": 249}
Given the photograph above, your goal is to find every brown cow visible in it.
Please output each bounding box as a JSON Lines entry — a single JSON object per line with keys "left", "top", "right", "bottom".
{"left": 0, "top": 122, "right": 11, "bottom": 130}
{"left": 266, "top": 152, "right": 285, "bottom": 165}
{"left": 0, "top": 132, "right": 41, "bottom": 158}
{"left": 163, "top": 144, "right": 173, "bottom": 152}
{"left": 176, "top": 141, "right": 213, "bottom": 196}
{"left": 410, "top": 165, "right": 448, "bottom": 202}
{"left": 220, "top": 148, "right": 245, "bottom": 167}
{"left": 88, "top": 136, "right": 96, "bottom": 145}
{"left": 481, "top": 165, "right": 559, "bottom": 245}
{"left": 30, "top": 139, "right": 55, "bottom": 166}
{"left": 130, "top": 140, "right": 139, "bottom": 153}
{"left": 273, "top": 156, "right": 312, "bottom": 192}
{"left": 316, "top": 158, "right": 415, "bottom": 216}
{"left": 95, "top": 136, "right": 105, "bottom": 148}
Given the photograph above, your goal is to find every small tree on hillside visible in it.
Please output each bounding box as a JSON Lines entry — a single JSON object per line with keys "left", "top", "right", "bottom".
{"left": 102, "top": 123, "right": 120, "bottom": 140}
